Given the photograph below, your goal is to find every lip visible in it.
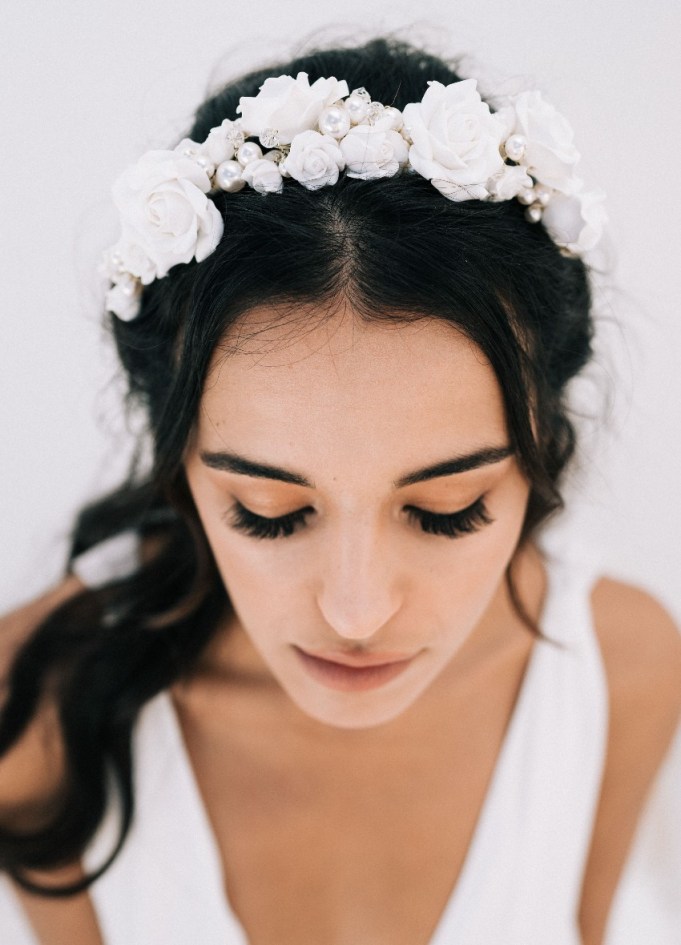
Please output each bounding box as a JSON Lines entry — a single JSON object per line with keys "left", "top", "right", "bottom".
{"left": 293, "top": 645, "right": 417, "bottom": 692}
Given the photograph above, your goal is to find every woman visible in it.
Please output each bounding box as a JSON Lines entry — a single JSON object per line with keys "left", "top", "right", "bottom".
{"left": 1, "top": 37, "right": 680, "bottom": 945}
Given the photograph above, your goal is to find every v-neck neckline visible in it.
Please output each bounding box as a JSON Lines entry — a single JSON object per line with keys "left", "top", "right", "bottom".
{"left": 425, "top": 617, "right": 547, "bottom": 942}
{"left": 156, "top": 562, "right": 562, "bottom": 945}
{"left": 159, "top": 643, "right": 546, "bottom": 943}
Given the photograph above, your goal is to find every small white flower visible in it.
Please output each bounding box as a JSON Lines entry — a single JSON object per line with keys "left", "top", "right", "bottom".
{"left": 106, "top": 279, "right": 141, "bottom": 321}
{"left": 283, "top": 131, "right": 344, "bottom": 190}
{"left": 339, "top": 117, "right": 409, "bottom": 179}
{"left": 241, "top": 157, "right": 284, "bottom": 194}
{"left": 112, "top": 150, "right": 224, "bottom": 280}
{"left": 486, "top": 163, "right": 534, "bottom": 201}
{"left": 98, "top": 249, "right": 123, "bottom": 283}
{"left": 237, "top": 73, "right": 350, "bottom": 145}
{"left": 402, "top": 79, "right": 505, "bottom": 201}
{"left": 497, "top": 91, "right": 580, "bottom": 194}
{"left": 541, "top": 185, "right": 607, "bottom": 254}
{"left": 202, "top": 119, "right": 237, "bottom": 165}
{"left": 113, "top": 241, "right": 157, "bottom": 285}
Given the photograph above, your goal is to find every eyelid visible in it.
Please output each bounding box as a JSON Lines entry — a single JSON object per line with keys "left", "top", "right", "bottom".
{"left": 227, "top": 494, "right": 492, "bottom": 541}
{"left": 405, "top": 495, "right": 492, "bottom": 537}
{"left": 227, "top": 500, "right": 315, "bottom": 540}
{"left": 403, "top": 494, "right": 487, "bottom": 517}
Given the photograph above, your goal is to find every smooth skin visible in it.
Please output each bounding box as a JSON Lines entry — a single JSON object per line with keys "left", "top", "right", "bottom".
{"left": 2, "top": 306, "right": 681, "bottom": 945}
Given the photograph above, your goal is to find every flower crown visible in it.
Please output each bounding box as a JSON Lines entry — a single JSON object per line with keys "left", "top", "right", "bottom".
{"left": 102, "top": 73, "right": 607, "bottom": 321}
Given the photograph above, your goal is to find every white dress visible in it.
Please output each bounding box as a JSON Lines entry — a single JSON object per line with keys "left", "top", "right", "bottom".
{"left": 0, "top": 537, "right": 679, "bottom": 944}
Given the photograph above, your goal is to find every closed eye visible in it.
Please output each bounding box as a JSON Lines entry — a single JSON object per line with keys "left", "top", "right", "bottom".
{"left": 227, "top": 501, "right": 314, "bottom": 539}
{"left": 226, "top": 495, "right": 493, "bottom": 540}
{"left": 404, "top": 495, "right": 492, "bottom": 538}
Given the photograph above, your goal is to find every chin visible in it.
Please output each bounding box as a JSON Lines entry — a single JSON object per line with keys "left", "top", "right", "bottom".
{"left": 283, "top": 672, "right": 433, "bottom": 730}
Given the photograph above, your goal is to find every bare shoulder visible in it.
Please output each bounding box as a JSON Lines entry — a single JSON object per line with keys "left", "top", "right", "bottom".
{"left": 0, "top": 574, "right": 85, "bottom": 653}
{"left": 0, "top": 574, "right": 85, "bottom": 822}
{"left": 591, "top": 578, "right": 681, "bottom": 747}
{"left": 591, "top": 576, "right": 681, "bottom": 710}
{"left": 579, "top": 577, "right": 681, "bottom": 945}
{"left": 0, "top": 576, "right": 110, "bottom": 944}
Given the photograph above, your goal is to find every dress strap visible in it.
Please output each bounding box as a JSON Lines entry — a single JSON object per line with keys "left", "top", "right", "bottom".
{"left": 428, "top": 549, "right": 609, "bottom": 944}
{"left": 83, "top": 692, "right": 248, "bottom": 945}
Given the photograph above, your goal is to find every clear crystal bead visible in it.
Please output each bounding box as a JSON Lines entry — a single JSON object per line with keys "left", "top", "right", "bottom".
{"left": 227, "top": 121, "right": 246, "bottom": 148}
{"left": 366, "top": 102, "right": 385, "bottom": 125}
{"left": 352, "top": 87, "right": 371, "bottom": 102}
{"left": 260, "top": 128, "right": 280, "bottom": 149}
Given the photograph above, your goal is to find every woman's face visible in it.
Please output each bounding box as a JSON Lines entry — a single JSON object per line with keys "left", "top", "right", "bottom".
{"left": 184, "top": 305, "right": 531, "bottom": 730}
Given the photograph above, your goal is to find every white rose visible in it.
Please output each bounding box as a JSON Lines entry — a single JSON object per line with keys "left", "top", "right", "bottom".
{"left": 237, "top": 72, "right": 350, "bottom": 145}
{"left": 499, "top": 91, "right": 580, "bottom": 194}
{"left": 402, "top": 79, "right": 505, "bottom": 201}
{"left": 241, "top": 157, "right": 284, "bottom": 194}
{"left": 112, "top": 150, "right": 224, "bottom": 280}
{"left": 283, "top": 131, "right": 344, "bottom": 190}
{"left": 201, "top": 119, "right": 237, "bottom": 165}
{"left": 485, "top": 164, "right": 533, "bottom": 201}
{"left": 542, "top": 185, "right": 607, "bottom": 254}
{"left": 339, "top": 118, "right": 409, "bottom": 179}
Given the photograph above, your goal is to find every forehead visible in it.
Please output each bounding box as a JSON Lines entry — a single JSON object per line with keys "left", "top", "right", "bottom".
{"left": 198, "top": 304, "right": 507, "bottom": 471}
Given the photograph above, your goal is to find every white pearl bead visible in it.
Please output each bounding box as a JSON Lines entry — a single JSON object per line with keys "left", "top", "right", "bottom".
{"left": 503, "top": 134, "right": 527, "bottom": 162}
{"left": 215, "top": 160, "right": 245, "bottom": 192}
{"left": 344, "top": 94, "right": 369, "bottom": 125}
{"left": 318, "top": 105, "right": 351, "bottom": 139}
{"left": 117, "top": 272, "right": 139, "bottom": 297}
{"left": 194, "top": 153, "right": 215, "bottom": 178}
{"left": 525, "top": 204, "right": 543, "bottom": 224}
{"left": 532, "top": 184, "right": 552, "bottom": 207}
{"left": 383, "top": 106, "right": 403, "bottom": 132}
{"left": 517, "top": 188, "right": 536, "bottom": 206}
{"left": 237, "top": 141, "right": 263, "bottom": 167}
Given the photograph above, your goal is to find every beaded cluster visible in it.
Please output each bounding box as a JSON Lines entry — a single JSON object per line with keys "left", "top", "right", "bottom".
{"left": 102, "top": 73, "right": 606, "bottom": 320}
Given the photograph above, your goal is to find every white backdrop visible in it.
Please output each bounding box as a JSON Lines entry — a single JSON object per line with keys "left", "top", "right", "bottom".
{"left": 1, "top": 2, "right": 680, "bottom": 937}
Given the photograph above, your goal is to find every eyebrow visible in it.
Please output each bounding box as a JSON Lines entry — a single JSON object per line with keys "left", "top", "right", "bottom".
{"left": 199, "top": 445, "right": 512, "bottom": 489}
{"left": 394, "top": 446, "right": 513, "bottom": 487}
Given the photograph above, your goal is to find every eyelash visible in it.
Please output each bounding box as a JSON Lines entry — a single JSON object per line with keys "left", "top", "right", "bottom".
{"left": 227, "top": 496, "right": 492, "bottom": 541}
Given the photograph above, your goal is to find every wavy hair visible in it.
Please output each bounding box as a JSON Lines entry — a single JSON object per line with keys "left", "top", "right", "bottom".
{"left": 0, "top": 37, "right": 593, "bottom": 895}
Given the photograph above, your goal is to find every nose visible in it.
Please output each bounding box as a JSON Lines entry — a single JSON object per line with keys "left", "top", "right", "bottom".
{"left": 315, "top": 514, "right": 403, "bottom": 641}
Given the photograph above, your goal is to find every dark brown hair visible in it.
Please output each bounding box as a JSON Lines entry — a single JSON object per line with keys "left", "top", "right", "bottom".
{"left": 0, "top": 37, "right": 593, "bottom": 895}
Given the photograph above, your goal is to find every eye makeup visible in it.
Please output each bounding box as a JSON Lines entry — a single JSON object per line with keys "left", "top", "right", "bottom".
{"left": 226, "top": 495, "right": 493, "bottom": 541}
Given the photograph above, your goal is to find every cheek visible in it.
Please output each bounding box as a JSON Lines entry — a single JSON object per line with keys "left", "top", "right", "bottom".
{"left": 192, "top": 491, "right": 311, "bottom": 643}
{"left": 423, "top": 475, "right": 530, "bottom": 634}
